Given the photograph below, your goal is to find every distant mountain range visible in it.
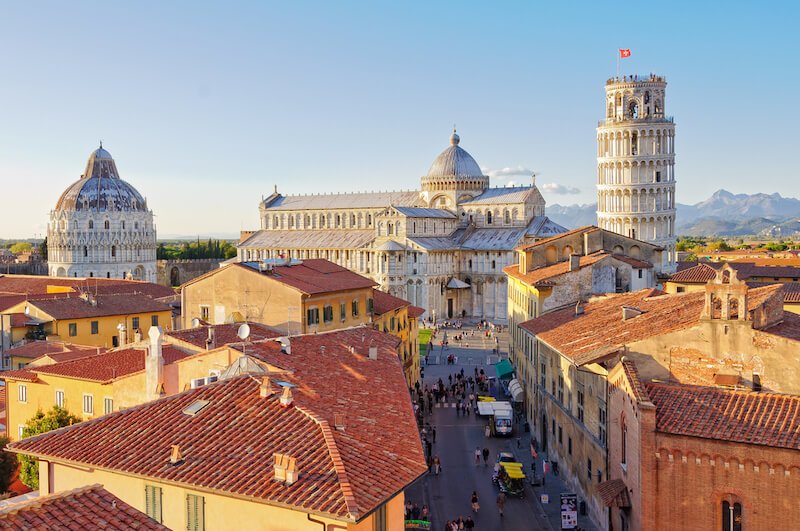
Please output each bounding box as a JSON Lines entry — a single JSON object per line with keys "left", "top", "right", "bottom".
{"left": 549, "top": 189, "right": 800, "bottom": 238}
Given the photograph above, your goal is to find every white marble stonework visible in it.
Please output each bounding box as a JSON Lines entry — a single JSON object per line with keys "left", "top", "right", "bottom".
{"left": 239, "top": 132, "right": 567, "bottom": 321}
{"left": 47, "top": 146, "right": 157, "bottom": 282}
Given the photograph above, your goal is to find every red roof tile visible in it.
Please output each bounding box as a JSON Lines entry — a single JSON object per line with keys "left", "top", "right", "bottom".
{"left": 0, "top": 484, "right": 167, "bottom": 530}
{"left": 596, "top": 478, "right": 631, "bottom": 508}
{"left": 1, "top": 345, "right": 191, "bottom": 384}
{"left": 504, "top": 252, "right": 612, "bottom": 287}
{"left": 228, "top": 259, "right": 377, "bottom": 295}
{"left": 519, "top": 285, "right": 783, "bottom": 365}
{"left": 668, "top": 263, "right": 719, "bottom": 283}
{"left": 408, "top": 306, "right": 425, "bottom": 319}
{"left": 647, "top": 383, "right": 800, "bottom": 450}
{"left": 611, "top": 254, "right": 653, "bottom": 269}
{"left": 165, "top": 322, "right": 280, "bottom": 350}
{"left": 0, "top": 274, "right": 173, "bottom": 299}
{"left": 25, "top": 293, "right": 171, "bottom": 320}
{"left": 515, "top": 226, "right": 600, "bottom": 251}
{"left": 372, "top": 289, "right": 411, "bottom": 315}
{"left": 9, "top": 327, "right": 425, "bottom": 522}
{"left": 4, "top": 341, "right": 99, "bottom": 360}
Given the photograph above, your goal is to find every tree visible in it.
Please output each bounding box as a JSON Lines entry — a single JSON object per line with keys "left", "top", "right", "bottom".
{"left": 9, "top": 242, "right": 31, "bottom": 255}
{"left": 39, "top": 237, "right": 47, "bottom": 261}
{"left": 0, "top": 436, "right": 17, "bottom": 493}
{"left": 19, "top": 407, "right": 80, "bottom": 489}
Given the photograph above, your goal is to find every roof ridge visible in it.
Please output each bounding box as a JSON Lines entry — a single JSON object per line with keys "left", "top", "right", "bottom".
{"left": 0, "top": 483, "right": 104, "bottom": 517}
{"left": 294, "top": 406, "right": 360, "bottom": 520}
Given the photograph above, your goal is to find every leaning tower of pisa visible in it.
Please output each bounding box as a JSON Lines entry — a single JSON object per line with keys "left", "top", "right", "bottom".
{"left": 596, "top": 74, "right": 676, "bottom": 271}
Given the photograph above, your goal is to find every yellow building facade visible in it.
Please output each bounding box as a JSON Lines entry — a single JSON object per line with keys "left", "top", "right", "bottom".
{"left": 181, "top": 260, "right": 376, "bottom": 335}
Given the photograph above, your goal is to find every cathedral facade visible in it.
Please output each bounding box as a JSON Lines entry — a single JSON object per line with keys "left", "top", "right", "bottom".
{"left": 47, "top": 146, "right": 157, "bottom": 282}
{"left": 238, "top": 132, "right": 566, "bottom": 321}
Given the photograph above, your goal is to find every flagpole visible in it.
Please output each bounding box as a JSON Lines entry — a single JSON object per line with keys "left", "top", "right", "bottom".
{"left": 616, "top": 50, "right": 620, "bottom": 80}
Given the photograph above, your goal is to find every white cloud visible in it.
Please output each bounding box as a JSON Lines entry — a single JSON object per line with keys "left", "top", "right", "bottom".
{"left": 482, "top": 165, "right": 535, "bottom": 180}
{"left": 541, "top": 183, "right": 581, "bottom": 195}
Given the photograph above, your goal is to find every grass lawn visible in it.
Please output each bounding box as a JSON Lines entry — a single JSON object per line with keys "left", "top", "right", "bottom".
{"left": 419, "top": 328, "right": 433, "bottom": 356}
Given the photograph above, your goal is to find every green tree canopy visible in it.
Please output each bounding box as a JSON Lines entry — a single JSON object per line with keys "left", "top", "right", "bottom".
{"left": 0, "top": 436, "right": 17, "bottom": 493}
{"left": 9, "top": 242, "right": 32, "bottom": 254}
{"left": 19, "top": 407, "right": 80, "bottom": 489}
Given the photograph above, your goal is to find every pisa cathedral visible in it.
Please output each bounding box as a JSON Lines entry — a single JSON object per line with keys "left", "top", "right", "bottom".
{"left": 238, "top": 131, "right": 567, "bottom": 321}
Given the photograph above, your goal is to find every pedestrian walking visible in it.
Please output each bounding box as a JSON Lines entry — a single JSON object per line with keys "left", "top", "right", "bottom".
{"left": 482, "top": 447, "right": 490, "bottom": 465}
{"left": 471, "top": 491, "right": 480, "bottom": 513}
{"left": 474, "top": 447, "right": 481, "bottom": 466}
{"left": 433, "top": 455, "right": 441, "bottom": 475}
{"left": 464, "top": 515, "right": 475, "bottom": 530}
{"left": 496, "top": 492, "right": 506, "bottom": 517}
{"left": 432, "top": 426, "right": 437, "bottom": 443}
{"left": 484, "top": 424, "right": 491, "bottom": 438}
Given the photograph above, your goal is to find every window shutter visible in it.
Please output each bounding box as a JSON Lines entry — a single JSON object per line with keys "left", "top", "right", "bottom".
{"left": 187, "top": 494, "right": 205, "bottom": 531}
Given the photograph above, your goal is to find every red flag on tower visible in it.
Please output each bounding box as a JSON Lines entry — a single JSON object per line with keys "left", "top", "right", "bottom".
{"left": 619, "top": 49, "right": 631, "bottom": 58}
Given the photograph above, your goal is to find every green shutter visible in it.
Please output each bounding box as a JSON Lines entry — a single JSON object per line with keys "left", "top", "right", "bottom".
{"left": 187, "top": 494, "right": 205, "bottom": 531}
{"left": 145, "top": 485, "right": 162, "bottom": 523}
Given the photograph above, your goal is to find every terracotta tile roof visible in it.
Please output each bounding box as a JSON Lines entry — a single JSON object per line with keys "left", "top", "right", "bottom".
{"left": 165, "top": 322, "right": 280, "bottom": 350}
{"left": 0, "top": 484, "right": 167, "bottom": 530}
{"left": 6, "top": 313, "right": 28, "bottom": 328}
{"left": 748, "top": 281, "right": 800, "bottom": 303}
{"left": 734, "top": 257, "right": 800, "bottom": 267}
{"left": 4, "top": 341, "right": 99, "bottom": 360}
{"left": 519, "top": 285, "right": 783, "bottom": 365}
{"left": 10, "top": 328, "right": 425, "bottom": 522}
{"left": 408, "top": 306, "right": 425, "bottom": 319}
{"left": 647, "top": 383, "right": 800, "bottom": 450}
{"left": 25, "top": 293, "right": 171, "bottom": 320}
{"left": 372, "top": 289, "right": 411, "bottom": 315}
{"left": 516, "top": 226, "right": 600, "bottom": 251}
{"left": 229, "top": 259, "right": 377, "bottom": 295}
{"left": 619, "top": 359, "right": 651, "bottom": 403}
{"left": 0, "top": 274, "right": 173, "bottom": 299}
{"left": 611, "top": 254, "right": 653, "bottom": 269}
{"left": 503, "top": 252, "right": 612, "bottom": 287}
{"left": 596, "top": 478, "right": 631, "bottom": 508}
{"left": 1, "top": 345, "right": 191, "bottom": 384}
{"left": 668, "top": 263, "right": 720, "bottom": 283}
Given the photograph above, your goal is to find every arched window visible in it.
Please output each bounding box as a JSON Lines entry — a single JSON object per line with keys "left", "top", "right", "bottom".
{"left": 83, "top": 246, "right": 88, "bottom": 257}
{"left": 487, "top": 211, "right": 493, "bottom": 225}
{"left": 121, "top": 221, "right": 125, "bottom": 230}
{"left": 111, "top": 245, "right": 116, "bottom": 258}
{"left": 504, "top": 210, "right": 511, "bottom": 224}
{"left": 104, "top": 220, "right": 110, "bottom": 230}
{"left": 629, "top": 100, "right": 639, "bottom": 119}
{"left": 722, "top": 501, "right": 742, "bottom": 531}
{"left": 134, "top": 221, "right": 138, "bottom": 229}
{"left": 88, "top": 220, "right": 94, "bottom": 229}
{"left": 620, "top": 415, "right": 627, "bottom": 464}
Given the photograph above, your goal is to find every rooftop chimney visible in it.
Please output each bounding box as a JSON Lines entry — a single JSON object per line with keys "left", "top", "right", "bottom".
{"left": 334, "top": 413, "right": 346, "bottom": 431}
{"left": 117, "top": 323, "right": 127, "bottom": 346}
{"left": 575, "top": 301, "right": 584, "bottom": 316}
{"left": 147, "top": 326, "right": 164, "bottom": 401}
{"left": 169, "top": 444, "right": 182, "bottom": 465}
{"left": 259, "top": 376, "right": 274, "bottom": 398}
{"left": 752, "top": 373, "right": 762, "bottom": 392}
{"left": 368, "top": 344, "right": 378, "bottom": 360}
{"left": 273, "top": 453, "right": 299, "bottom": 485}
{"left": 279, "top": 385, "right": 293, "bottom": 407}
{"left": 134, "top": 329, "right": 143, "bottom": 343}
{"left": 278, "top": 338, "right": 291, "bottom": 355}
{"left": 569, "top": 253, "right": 581, "bottom": 272}
{"left": 206, "top": 327, "right": 215, "bottom": 350}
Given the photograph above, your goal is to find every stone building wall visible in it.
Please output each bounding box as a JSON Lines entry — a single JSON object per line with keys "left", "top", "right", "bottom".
{"left": 157, "top": 259, "right": 223, "bottom": 287}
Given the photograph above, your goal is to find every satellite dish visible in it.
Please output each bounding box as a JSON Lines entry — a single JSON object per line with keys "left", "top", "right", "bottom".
{"left": 191, "top": 318, "right": 201, "bottom": 328}
{"left": 237, "top": 323, "right": 251, "bottom": 341}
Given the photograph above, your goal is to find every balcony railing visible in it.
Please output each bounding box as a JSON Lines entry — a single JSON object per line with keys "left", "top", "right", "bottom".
{"left": 598, "top": 115, "right": 674, "bottom": 127}
{"left": 606, "top": 74, "right": 666, "bottom": 84}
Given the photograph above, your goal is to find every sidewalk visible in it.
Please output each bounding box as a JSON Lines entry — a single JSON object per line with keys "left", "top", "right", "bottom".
{"left": 509, "top": 428, "right": 599, "bottom": 531}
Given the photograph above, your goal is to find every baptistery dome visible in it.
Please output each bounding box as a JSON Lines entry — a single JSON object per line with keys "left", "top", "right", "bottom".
{"left": 420, "top": 130, "right": 490, "bottom": 199}
{"left": 55, "top": 147, "right": 148, "bottom": 212}
{"left": 47, "top": 145, "right": 157, "bottom": 282}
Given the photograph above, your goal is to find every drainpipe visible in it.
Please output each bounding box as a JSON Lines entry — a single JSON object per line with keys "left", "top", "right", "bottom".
{"left": 306, "top": 514, "right": 325, "bottom": 531}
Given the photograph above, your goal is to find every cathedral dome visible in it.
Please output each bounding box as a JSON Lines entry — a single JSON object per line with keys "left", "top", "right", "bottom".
{"left": 425, "top": 130, "right": 485, "bottom": 180}
{"left": 54, "top": 146, "right": 148, "bottom": 212}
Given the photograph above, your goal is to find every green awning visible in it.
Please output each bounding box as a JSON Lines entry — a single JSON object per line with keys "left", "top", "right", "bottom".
{"left": 494, "top": 359, "right": 515, "bottom": 380}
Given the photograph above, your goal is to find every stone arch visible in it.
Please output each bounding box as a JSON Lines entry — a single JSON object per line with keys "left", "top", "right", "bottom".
{"left": 562, "top": 245, "right": 574, "bottom": 259}
{"left": 629, "top": 245, "right": 641, "bottom": 258}
{"left": 56, "top": 266, "right": 66, "bottom": 277}
{"left": 545, "top": 245, "right": 558, "bottom": 264}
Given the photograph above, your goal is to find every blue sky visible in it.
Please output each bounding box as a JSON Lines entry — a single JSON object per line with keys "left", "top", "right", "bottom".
{"left": 1, "top": 1, "right": 798, "bottom": 238}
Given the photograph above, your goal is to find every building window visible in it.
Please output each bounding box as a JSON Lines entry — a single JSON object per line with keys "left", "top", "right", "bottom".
{"left": 18, "top": 385, "right": 27, "bottom": 403}
{"left": 551, "top": 419, "right": 555, "bottom": 437}
{"left": 540, "top": 362, "right": 546, "bottom": 388}
{"left": 200, "top": 306, "right": 210, "bottom": 321}
{"left": 568, "top": 436, "right": 572, "bottom": 455}
{"left": 340, "top": 303, "right": 347, "bottom": 321}
{"left": 638, "top": 269, "right": 643, "bottom": 279}
{"left": 487, "top": 211, "right": 493, "bottom": 224}
{"left": 68, "top": 323, "right": 77, "bottom": 337}
{"left": 587, "top": 458, "right": 593, "bottom": 481}
{"left": 91, "top": 321, "right": 99, "bottom": 335}
{"left": 390, "top": 317, "right": 396, "bottom": 331}
{"left": 491, "top": 260, "right": 496, "bottom": 269}
{"left": 104, "top": 220, "right": 110, "bottom": 230}
{"left": 621, "top": 416, "right": 627, "bottom": 465}
{"left": 655, "top": 171, "right": 661, "bottom": 183}
{"left": 558, "top": 375, "right": 564, "bottom": 404}
{"left": 307, "top": 307, "right": 320, "bottom": 326}
{"left": 367, "top": 298, "right": 374, "bottom": 315}
{"left": 83, "top": 394, "right": 94, "bottom": 415}
{"left": 558, "top": 425, "right": 563, "bottom": 445}
{"left": 577, "top": 386, "right": 585, "bottom": 423}
{"left": 722, "top": 501, "right": 742, "bottom": 531}
{"left": 373, "top": 503, "right": 388, "bottom": 531}
{"left": 111, "top": 245, "right": 116, "bottom": 258}
{"left": 104, "top": 397, "right": 114, "bottom": 415}
{"left": 323, "top": 305, "right": 334, "bottom": 323}
{"left": 676, "top": 286, "right": 686, "bottom": 293}
{"left": 598, "top": 404, "right": 607, "bottom": 445}
{"left": 145, "top": 485, "right": 163, "bottom": 523}
{"left": 352, "top": 299, "right": 359, "bottom": 317}
{"left": 83, "top": 246, "right": 88, "bottom": 257}
{"left": 132, "top": 317, "right": 140, "bottom": 330}
{"left": 55, "top": 390, "right": 64, "bottom": 408}
{"left": 151, "top": 315, "right": 159, "bottom": 327}
{"left": 186, "top": 494, "right": 205, "bottom": 531}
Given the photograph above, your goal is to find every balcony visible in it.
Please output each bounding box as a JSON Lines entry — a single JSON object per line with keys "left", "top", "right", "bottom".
{"left": 598, "top": 115, "right": 674, "bottom": 127}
